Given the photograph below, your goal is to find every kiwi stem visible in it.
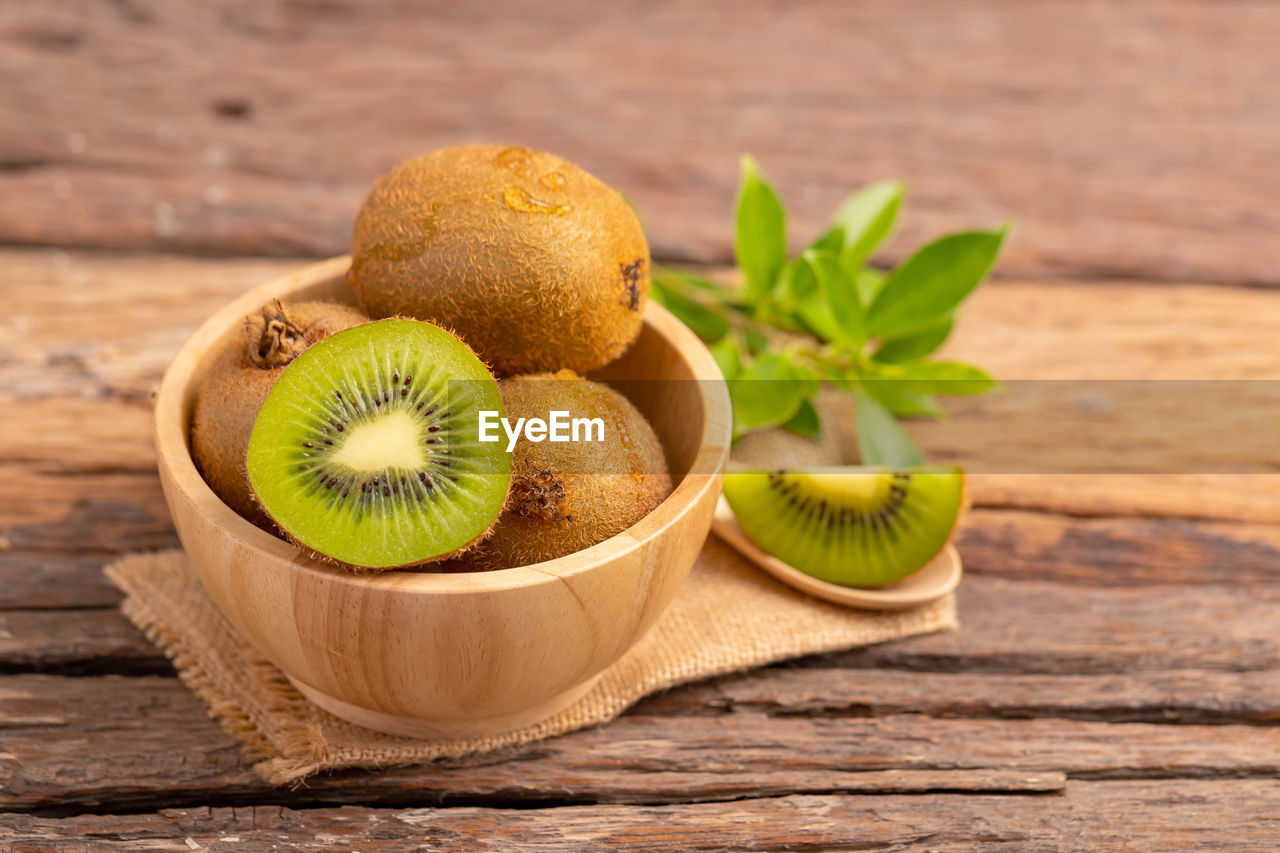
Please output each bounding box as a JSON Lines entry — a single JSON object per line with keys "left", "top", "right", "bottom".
{"left": 249, "top": 300, "right": 311, "bottom": 369}
{"left": 509, "top": 463, "right": 569, "bottom": 521}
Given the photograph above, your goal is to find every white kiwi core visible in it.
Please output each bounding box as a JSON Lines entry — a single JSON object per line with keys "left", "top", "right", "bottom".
{"left": 790, "top": 471, "right": 891, "bottom": 507}
{"left": 331, "top": 409, "right": 427, "bottom": 472}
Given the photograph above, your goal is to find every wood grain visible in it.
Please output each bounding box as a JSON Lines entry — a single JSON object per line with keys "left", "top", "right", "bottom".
{"left": 958, "top": 508, "right": 1280, "bottom": 586}
{"left": 634, "top": 666, "right": 1280, "bottom": 726}
{"left": 6, "top": 781, "right": 1280, "bottom": 851}
{"left": 7, "top": 673, "right": 1280, "bottom": 812}
{"left": 4, "top": 3, "right": 1280, "bottom": 285}
{"left": 8, "top": 571, "right": 1280, "bottom": 676}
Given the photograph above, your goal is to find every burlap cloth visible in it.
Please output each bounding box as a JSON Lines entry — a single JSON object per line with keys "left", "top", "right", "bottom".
{"left": 106, "top": 405, "right": 955, "bottom": 785}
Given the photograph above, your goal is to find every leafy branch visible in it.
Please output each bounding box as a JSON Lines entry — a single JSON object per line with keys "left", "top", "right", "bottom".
{"left": 651, "top": 156, "right": 1008, "bottom": 466}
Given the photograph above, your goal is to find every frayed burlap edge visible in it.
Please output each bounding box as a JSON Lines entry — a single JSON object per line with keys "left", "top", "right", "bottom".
{"left": 107, "top": 537, "right": 955, "bottom": 786}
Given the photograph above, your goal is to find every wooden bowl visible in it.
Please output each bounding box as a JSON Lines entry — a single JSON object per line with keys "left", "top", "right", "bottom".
{"left": 154, "top": 257, "right": 731, "bottom": 738}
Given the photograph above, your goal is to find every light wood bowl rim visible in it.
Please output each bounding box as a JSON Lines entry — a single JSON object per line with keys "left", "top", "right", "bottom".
{"left": 154, "top": 255, "right": 732, "bottom": 595}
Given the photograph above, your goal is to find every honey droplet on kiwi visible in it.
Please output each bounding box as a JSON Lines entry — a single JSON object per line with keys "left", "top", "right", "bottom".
{"left": 503, "top": 186, "right": 572, "bottom": 216}
{"left": 494, "top": 146, "right": 533, "bottom": 173}
{"left": 540, "top": 171, "right": 567, "bottom": 190}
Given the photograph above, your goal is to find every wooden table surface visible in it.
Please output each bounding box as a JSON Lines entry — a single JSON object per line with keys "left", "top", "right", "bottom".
{"left": 4, "top": 2, "right": 1280, "bottom": 850}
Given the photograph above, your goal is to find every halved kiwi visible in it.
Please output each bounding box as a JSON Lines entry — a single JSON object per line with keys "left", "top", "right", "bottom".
{"left": 722, "top": 466, "right": 967, "bottom": 587}
{"left": 245, "top": 319, "right": 510, "bottom": 569}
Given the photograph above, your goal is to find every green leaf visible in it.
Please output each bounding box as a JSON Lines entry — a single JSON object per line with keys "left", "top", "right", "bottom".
{"left": 859, "top": 380, "right": 946, "bottom": 419}
{"left": 743, "top": 327, "right": 770, "bottom": 355}
{"left": 882, "top": 360, "right": 998, "bottom": 395}
{"left": 708, "top": 335, "right": 741, "bottom": 381}
{"left": 782, "top": 257, "right": 819, "bottom": 304}
{"left": 791, "top": 253, "right": 844, "bottom": 341}
{"left": 782, "top": 358, "right": 821, "bottom": 397}
{"left": 808, "top": 227, "right": 845, "bottom": 255}
{"left": 873, "top": 316, "right": 954, "bottom": 363}
{"left": 866, "top": 226, "right": 1008, "bottom": 339}
{"left": 829, "top": 181, "right": 905, "bottom": 268}
{"left": 650, "top": 280, "right": 730, "bottom": 342}
{"left": 781, "top": 398, "right": 822, "bottom": 438}
{"left": 734, "top": 155, "right": 788, "bottom": 301}
{"left": 655, "top": 264, "right": 726, "bottom": 293}
{"left": 731, "top": 353, "right": 802, "bottom": 436}
{"left": 796, "top": 290, "right": 844, "bottom": 342}
{"left": 856, "top": 267, "right": 888, "bottom": 305}
{"left": 775, "top": 258, "right": 813, "bottom": 319}
{"left": 854, "top": 388, "right": 925, "bottom": 467}
{"left": 806, "top": 250, "right": 864, "bottom": 345}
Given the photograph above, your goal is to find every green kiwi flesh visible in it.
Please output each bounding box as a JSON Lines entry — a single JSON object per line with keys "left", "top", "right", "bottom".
{"left": 722, "top": 466, "right": 966, "bottom": 587}
{"left": 245, "top": 318, "right": 510, "bottom": 569}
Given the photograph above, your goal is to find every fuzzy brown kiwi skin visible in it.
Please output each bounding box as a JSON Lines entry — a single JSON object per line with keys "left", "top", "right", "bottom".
{"left": 190, "top": 300, "right": 368, "bottom": 531}
{"left": 450, "top": 369, "right": 672, "bottom": 572}
{"left": 348, "top": 144, "right": 650, "bottom": 377}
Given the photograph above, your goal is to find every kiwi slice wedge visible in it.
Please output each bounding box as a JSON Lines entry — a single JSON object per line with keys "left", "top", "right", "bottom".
{"left": 722, "top": 466, "right": 966, "bottom": 587}
{"left": 246, "top": 318, "right": 510, "bottom": 569}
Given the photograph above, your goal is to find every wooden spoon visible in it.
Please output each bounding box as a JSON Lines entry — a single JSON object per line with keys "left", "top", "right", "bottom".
{"left": 712, "top": 497, "right": 962, "bottom": 611}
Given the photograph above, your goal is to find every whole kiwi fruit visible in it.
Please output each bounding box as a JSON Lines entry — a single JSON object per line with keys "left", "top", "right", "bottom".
{"left": 458, "top": 370, "right": 672, "bottom": 570}
{"left": 348, "top": 144, "right": 650, "bottom": 376}
{"left": 190, "top": 300, "right": 368, "bottom": 529}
